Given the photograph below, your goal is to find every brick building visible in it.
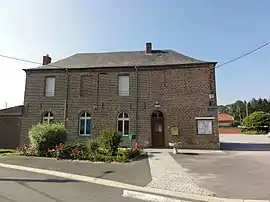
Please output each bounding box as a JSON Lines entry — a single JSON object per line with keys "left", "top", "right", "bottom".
{"left": 21, "top": 42, "right": 219, "bottom": 149}
{"left": 0, "top": 105, "right": 23, "bottom": 149}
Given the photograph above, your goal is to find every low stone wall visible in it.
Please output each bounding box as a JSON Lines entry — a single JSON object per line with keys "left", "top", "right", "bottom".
{"left": 219, "top": 127, "right": 241, "bottom": 134}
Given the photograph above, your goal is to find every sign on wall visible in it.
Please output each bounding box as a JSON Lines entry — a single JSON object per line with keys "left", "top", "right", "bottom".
{"left": 196, "top": 119, "right": 213, "bottom": 135}
{"left": 171, "top": 126, "right": 179, "bottom": 136}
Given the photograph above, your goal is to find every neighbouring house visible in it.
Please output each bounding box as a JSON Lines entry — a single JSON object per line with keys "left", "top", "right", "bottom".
{"left": 0, "top": 105, "right": 23, "bottom": 149}
{"left": 218, "top": 113, "right": 234, "bottom": 127}
{"left": 20, "top": 42, "right": 219, "bottom": 149}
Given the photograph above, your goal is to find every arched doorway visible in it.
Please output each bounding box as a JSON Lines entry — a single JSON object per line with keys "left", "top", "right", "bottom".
{"left": 151, "top": 110, "right": 165, "bottom": 148}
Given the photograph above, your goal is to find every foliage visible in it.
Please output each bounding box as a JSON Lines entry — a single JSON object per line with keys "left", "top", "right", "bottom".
{"left": 19, "top": 144, "right": 36, "bottom": 156}
{"left": 28, "top": 123, "right": 68, "bottom": 156}
{"left": 20, "top": 125, "right": 144, "bottom": 163}
{"left": 99, "top": 128, "right": 122, "bottom": 156}
{"left": 0, "top": 149, "right": 18, "bottom": 156}
{"left": 87, "top": 138, "right": 100, "bottom": 154}
{"left": 241, "top": 129, "right": 268, "bottom": 135}
{"left": 218, "top": 98, "right": 270, "bottom": 125}
{"left": 242, "top": 111, "right": 270, "bottom": 134}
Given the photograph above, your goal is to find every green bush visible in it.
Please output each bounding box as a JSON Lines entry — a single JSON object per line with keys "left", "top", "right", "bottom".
{"left": 242, "top": 111, "right": 270, "bottom": 134}
{"left": 99, "top": 128, "right": 122, "bottom": 156}
{"left": 29, "top": 123, "right": 67, "bottom": 156}
{"left": 87, "top": 138, "right": 100, "bottom": 153}
{"left": 116, "top": 149, "right": 129, "bottom": 163}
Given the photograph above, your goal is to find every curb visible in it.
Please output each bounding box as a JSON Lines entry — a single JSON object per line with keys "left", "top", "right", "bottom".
{"left": 123, "top": 190, "right": 188, "bottom": 202}
{"left": 0, "top": 162, "right": 268, "bottom": 202}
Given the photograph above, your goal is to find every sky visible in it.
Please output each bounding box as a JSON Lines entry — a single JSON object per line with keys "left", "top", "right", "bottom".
{"left": 0, "top": 0, "right": 270, "bottom": 109}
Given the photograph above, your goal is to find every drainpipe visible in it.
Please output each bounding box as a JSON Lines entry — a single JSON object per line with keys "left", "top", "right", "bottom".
{"left": 135, "top": 66, "right": 139, "bottom": 138}
{"left": 64, "top": 68, "right": 69, "bottom": 128}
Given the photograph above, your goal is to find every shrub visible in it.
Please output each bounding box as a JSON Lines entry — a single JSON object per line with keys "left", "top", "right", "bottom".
{"left": 87, "top": 138, "right": 100, "bottom": 153}
{"left": 99, "top": 128, "right": 122, "bottom": 156}
{"left": 116, "top": 149, "right": 129, "bottom": 163}
{"left": 29, "top": 123, "right": 67, "bottom": 156}
{"left": 242, "top": 111, "right": 270, "bottom": 134}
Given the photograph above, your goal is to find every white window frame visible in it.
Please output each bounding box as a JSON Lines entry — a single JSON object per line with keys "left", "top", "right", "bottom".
{"left": 45, "top": 77, "right": 55, "bottom": 97}
{"left": 118, "top": 75, "right": 129, "bottom": 96}
{"left": 117, "top": 112, "right": 130, "bottom": 136}
{"left": 79, "top": 112, "right": 91, "bottom": 136}
{"left": 43, "top": 112, "right": 54, "bottom": 124}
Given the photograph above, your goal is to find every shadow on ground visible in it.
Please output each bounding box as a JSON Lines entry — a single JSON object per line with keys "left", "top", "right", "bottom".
{"left": 0, "top": 178, "right": 78, "bottom": 183}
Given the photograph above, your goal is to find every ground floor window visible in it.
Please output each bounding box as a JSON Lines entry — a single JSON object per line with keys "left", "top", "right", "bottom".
{"left": 117, "top": 112, "right": 130, "bottom": 136}
{"left": 43, "top": 111, "right": 54, "bottom": 124}
{"left": 79, "top": 112, "right": 91, "bottom": 136}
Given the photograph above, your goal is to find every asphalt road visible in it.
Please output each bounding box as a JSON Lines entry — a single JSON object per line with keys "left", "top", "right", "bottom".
{"left": 172, "top": 151, "right": 270, "bottom": 200}
{"left": 0, "top": 167, "right": 142, "bottom": 202}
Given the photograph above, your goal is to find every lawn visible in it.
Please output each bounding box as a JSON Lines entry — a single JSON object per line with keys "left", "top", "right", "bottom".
{"left": 0, "top": 149, "right": 19, "bottom": 156}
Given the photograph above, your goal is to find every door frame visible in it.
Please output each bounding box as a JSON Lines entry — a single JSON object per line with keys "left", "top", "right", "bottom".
{"left": 151, "top": 110, "right": 165, "bottom": 148}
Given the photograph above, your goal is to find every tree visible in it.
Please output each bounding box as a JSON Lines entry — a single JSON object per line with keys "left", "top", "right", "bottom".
{"left": 218, "top": 97, "right": 270, "bottom": 124}
{"left": 242, "top": 111, "right": 270, "bottom": 134}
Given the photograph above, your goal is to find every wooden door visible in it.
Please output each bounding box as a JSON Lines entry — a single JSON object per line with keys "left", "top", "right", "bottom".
{"left": 151, "top": 111, "right": 165, "bottom": 148}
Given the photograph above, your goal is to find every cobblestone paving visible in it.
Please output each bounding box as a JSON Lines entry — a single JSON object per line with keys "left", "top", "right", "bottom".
{"left": 146, "top": 149, "right": 215, "bottom": 196}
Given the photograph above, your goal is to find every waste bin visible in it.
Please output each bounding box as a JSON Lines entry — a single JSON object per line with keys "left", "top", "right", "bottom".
{"left": 128, "top": 133, "right": 136, "bottom": 141}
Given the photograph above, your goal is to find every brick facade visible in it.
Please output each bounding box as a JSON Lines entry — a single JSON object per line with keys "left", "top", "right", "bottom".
{"left": 21, "top": 63, "right": 219, "bottom": 149}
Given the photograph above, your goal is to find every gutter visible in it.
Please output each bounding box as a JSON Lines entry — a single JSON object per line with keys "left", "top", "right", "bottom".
{"left": 22, "top": 61, "right": 218, "bottom": 72}
{"left": 135, "top": 66, "right": 139, "bottom": 138}
{"left": 64, "top": 68, "right": 69, "bottom": 127}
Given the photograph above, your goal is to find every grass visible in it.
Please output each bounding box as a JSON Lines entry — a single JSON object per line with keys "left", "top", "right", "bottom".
{"left": 0, "top": 149, "right": 19, "bottom": 156}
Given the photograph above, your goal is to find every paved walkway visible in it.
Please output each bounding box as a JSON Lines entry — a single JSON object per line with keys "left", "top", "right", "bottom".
{"left": 145, "top": 149, "right": 215, "bottom": 196}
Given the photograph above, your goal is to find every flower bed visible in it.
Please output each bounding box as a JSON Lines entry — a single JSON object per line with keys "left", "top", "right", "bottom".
{"left": 18, "top": 123, "right": 144, "bottom": 163}
{"left": 19, "top": 142, "right": 144, "bottom": 163}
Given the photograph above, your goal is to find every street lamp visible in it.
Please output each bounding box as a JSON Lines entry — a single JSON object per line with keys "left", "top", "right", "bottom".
{"left": 96, "top": 72, "right": 107, "bottom": 109}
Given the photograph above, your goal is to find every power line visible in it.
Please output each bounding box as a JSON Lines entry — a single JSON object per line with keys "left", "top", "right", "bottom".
{"left": 0, "top": 54, "right": 65, "bottom": 69}
{"left": 215, "top": 41, "right": 270, "bottom": 68}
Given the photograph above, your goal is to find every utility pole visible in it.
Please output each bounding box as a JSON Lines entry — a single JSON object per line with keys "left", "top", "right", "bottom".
{"left": 238, "top": 106, "right": 242, "bottom": 123}
{"left": 245, "top": 101, "right": 249, "bottom": 117}
{"left": 4, "top": 102, "right": 7, "bottom": 108}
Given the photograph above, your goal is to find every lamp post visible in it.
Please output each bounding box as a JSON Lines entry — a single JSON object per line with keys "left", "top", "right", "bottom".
{"left": 96, "top": 72, "right": 107, "bottom": 109}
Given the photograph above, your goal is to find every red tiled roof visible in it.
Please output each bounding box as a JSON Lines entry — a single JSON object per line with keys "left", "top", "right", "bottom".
{"left": 218, "top": 113, "right": 234, "bottom": 121}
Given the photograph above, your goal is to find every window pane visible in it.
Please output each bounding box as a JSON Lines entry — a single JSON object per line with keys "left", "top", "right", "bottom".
{"left": 118, "top": 120, "right": 123, "bottom": 132}
{"left": 124, "top": 121, "right": 129, "bottom": 135}
{"left": 80, "top": 119, "right": 85, "bottom": 134}
{"left": 124, "top": 112, "right": 129, "bottom": 118}
{"left": 45, "top": 77, "right": 55, "bottom": 97}
{"left": 118, "top": 113, "right": 123, "bottom": 119}
{"left": 118, "top": 75, "right": 129, "bottom": 96}
{"left": 86, "top": 119, "right": 91, "bottom": 134}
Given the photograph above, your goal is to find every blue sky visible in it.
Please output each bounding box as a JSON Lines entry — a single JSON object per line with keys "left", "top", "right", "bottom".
{"left": 0, "top": 0, "right": 270, "bottom": 109}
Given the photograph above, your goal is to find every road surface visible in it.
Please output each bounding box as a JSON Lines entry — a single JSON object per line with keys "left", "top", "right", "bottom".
{"left": 0, "top": 167, "right": 141, "bottom": 202}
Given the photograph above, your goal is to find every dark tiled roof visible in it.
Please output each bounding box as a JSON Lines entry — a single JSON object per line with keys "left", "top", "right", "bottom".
{"left": 0, "top": 105, "right": 24, "bottom": 116}
{"left": 30, "top": 50, "right": 216, "bottom": 70}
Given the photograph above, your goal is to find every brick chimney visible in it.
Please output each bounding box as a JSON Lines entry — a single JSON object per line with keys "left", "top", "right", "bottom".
{"left": 145, "top": 42, "right": 152, "bottom": 54}
{"left": 43, "top": 54, "right": 51, "bottom": 65}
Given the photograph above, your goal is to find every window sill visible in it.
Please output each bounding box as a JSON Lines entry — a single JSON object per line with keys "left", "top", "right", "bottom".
{"left": 79, "top": 134, "right": 91, "bottom": 137}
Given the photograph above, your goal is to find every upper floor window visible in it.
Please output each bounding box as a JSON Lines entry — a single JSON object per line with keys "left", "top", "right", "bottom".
{"left": 43, "top": 111, "right": 54, "bottom": 124}
{"left": 79, "top": 112, "right": 91, "bottom": 136}
{"left": 80, "top": 75, "right": 93, "bottom": 97}
{"left": 118, "top": 75, "right": 129, "bottom": 96}
{"left": 117, "top": 112, "right": 130, "bottom": 136}
{"left": 45, "top": 77, "right": 55, "bottom": 97}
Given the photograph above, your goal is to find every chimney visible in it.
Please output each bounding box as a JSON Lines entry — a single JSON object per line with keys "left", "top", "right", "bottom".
{"left": 145, "top": 42, "right": 152, "bottom": 54}
{"left": 43, "top": 54, "right": 51, "bottom": 65}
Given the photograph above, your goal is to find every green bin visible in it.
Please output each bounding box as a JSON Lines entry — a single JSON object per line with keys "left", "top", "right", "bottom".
{"left": 128, "top": 133, "right": 136, "bottom": 141}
